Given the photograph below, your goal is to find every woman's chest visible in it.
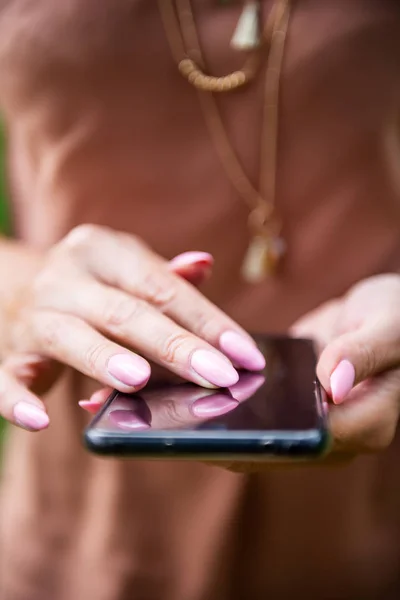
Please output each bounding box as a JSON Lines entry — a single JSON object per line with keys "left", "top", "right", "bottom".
{"left": 1, "top": 0, "right": 400, "bottom": 253}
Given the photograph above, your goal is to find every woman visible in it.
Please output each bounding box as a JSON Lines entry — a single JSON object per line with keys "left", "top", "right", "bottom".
{"left": 0, "top": 1, "right": 400, "bottom": 598}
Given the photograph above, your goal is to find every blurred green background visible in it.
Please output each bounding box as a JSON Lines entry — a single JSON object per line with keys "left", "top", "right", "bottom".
{"left": 0, "top": 127, "right": 10, "bottom": 446}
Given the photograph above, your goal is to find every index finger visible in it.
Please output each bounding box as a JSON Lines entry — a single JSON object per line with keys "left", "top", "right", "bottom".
{"left": 73, "top": 226, "right": 265, "bottom": 372}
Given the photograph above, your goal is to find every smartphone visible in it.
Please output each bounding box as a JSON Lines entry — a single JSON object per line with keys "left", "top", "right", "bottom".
{"left": 84, "top": 335, "right": 330, "bottom": 461}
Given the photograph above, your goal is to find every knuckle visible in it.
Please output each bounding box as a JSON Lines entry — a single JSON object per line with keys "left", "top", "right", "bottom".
{"left": 102, "top": 295, "right": 143, "bottom": 333}
{"left": 62, "top": 224, "right": 105, "bottom": 251}
{"left": 84, "top": 342, "right": 111, "bottom": 377}
{"left": 141, "top": 271, "right": 177, "bottom": 311}
{"left": 29, "top": 261, "right": 82, "bottom": 317}
{"left": 358, "top": 341, "right": 378, "bottom": 378}
{"left": 158, "top": 331, "right": 191, "bottom": 365}
{"left": 121, "top": 231, "right": 144, "bottom": 250}
{"left": 191, "top": 310, "right": 222, "bottom": 340}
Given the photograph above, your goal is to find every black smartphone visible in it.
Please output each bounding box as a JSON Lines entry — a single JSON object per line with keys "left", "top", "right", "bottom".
{"left": 84, "top": 335, "right": 330, "bottom": 461}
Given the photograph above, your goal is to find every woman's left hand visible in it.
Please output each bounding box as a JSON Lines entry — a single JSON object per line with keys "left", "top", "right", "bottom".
{"left": 294, "top": 273, "right": 400, "bottom": 456}
{"left": 220, "top": 274, "right": 400, "bottom": 472}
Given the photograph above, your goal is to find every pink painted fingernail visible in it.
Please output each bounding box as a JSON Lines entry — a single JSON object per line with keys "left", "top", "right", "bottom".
{"left": 89, "top": 388, "right": 110, "bottom": 404}
{"left": 169, "top": 252, "right": 214, "bottom": 269}
{"left": 192, "top": 393, "right": 239, "bottom": 418}
{"left": 13, "top": 402, "right": 49, "bottom": 431}
{"left": 191, "top": 350, "right": 239, "bottom": 388}
{"left": 330, "top": 360, "right": 355, "bottom": 404}
{"left": 107, "top": 354, "right": 151, "bottom": 387}
{"left": 79, "top": 400, "right": 102, "bottom": 415}
{"left": 219, "top": 331, "right": 266, "bottom": 371}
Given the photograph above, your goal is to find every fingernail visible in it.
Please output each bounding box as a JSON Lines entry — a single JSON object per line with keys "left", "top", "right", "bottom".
{"left": 192, "top": 393, "right": 238, "bottom": 418}
{"left": 89, "top": 388, "right": 110, "bottom": 404}
{"left": 219, "top": 331, "right": 266, "bottom": 371}
{"left": 169, "top": 252, "right": 213, "bottom": 269}
{"left": 191, "top": 350, "right": 239, "bottom": 387}
{"left": 13, "top": 402, "right": 49, "bottom": 431}
{"left": 107, "top": 354, "right": 151, "bottom": 387}
{"left": 79, "top": 400, "right": 102, "bottom": 415}
{"left": 330, "top": 360, "right": 355, "bottom": 404}
{"left": 109, "top": 409, "right": 150, "bottom": 431}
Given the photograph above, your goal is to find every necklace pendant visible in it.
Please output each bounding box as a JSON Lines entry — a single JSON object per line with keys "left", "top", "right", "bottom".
{"left": 241, "top": 233, "right": 286, "bottom": 283}
{"left": 231, "top": 1, "right": 261, "bottom": 51}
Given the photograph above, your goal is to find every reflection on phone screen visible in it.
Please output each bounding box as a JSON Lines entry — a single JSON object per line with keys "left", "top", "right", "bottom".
{"left": 94, "top": 338, "right": 322, "bottom": 434}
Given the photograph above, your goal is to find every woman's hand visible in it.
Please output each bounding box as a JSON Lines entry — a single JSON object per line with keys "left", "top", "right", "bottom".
{"left": 0, "top": 225, "right": 265, "bottom": 431}
{"left": 217, "top": 274, "right": 400, "bottom": 472}
{"left": 295, "top": 274, "right": 400, "bottom": 456}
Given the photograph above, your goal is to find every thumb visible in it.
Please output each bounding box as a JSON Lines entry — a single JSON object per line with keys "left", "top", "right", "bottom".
{"left": 317, "top": 320, "right": 400, "bottom": 404}
{"left": 168, "top": 251, "right": 213, "bottom": 286}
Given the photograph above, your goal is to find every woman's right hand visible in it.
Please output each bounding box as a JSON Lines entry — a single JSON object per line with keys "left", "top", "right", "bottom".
{"left": 0, "top": 225, "right": 265, "bottom": 431}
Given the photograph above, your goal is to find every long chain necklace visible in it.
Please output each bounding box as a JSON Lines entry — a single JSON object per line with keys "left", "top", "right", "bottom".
{"left": 159, "top": 0, "right": 291, "bottom": 282}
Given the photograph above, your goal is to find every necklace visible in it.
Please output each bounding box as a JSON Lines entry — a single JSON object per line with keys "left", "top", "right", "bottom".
{"left": 159, "top": 0, "right": 291, "bottom": 282}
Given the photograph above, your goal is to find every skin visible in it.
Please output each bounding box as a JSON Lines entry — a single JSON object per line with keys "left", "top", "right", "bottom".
{"left": 79, "top": 272, "right": 400, "bottom": 471}
{"left": 0, "top": 223, "right": 398, "bottom": 472}
{"left": 0, "top": 224, "right": 267, "bottom": 428}
{"left": 296, "top": 275, "right": 400, "bottom": 454}
{"left": 219, "top": 274, "right": 400, "bottom": 472}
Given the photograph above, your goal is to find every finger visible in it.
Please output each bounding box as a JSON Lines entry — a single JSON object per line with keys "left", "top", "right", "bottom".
{"left": 168, "top": 251, "right": 213, "bottom": 286}
{"left": 328, "top": 368, "right": 400, "bottom": 453}
{"left": 0, "top": 363, "right": 49, "bottom": 431}
{"left": 66, "top": 226, "right": 265, "bottom": 371}
{"left": 79, "top": 387, "right": 112, "bottom": 414}
{"left": 89, "top": 387, "right": 113, "bottom": 404}
{"left": 30, "top": 311, "right": 152, "bottom": 393}
{"left": 290, "top": 299, "right": 341, "bottom": 352}
{"left": 64, "top": 281, "right": 240, "bottom": 388}
{"left": 317, "top": 318, "right": 400, "bottom": 403}
{"left": 3, "top": 352, "right": 63, "bottom": 396}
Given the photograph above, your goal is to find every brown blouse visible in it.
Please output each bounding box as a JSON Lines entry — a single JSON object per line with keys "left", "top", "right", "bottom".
{"left": 1, "top": 1, "right": 400, "bottom": 599}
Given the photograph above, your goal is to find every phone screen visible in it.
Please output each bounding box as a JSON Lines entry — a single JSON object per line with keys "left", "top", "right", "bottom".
{"left": 91, "top": 337, "right": 325, "bottom": 435}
